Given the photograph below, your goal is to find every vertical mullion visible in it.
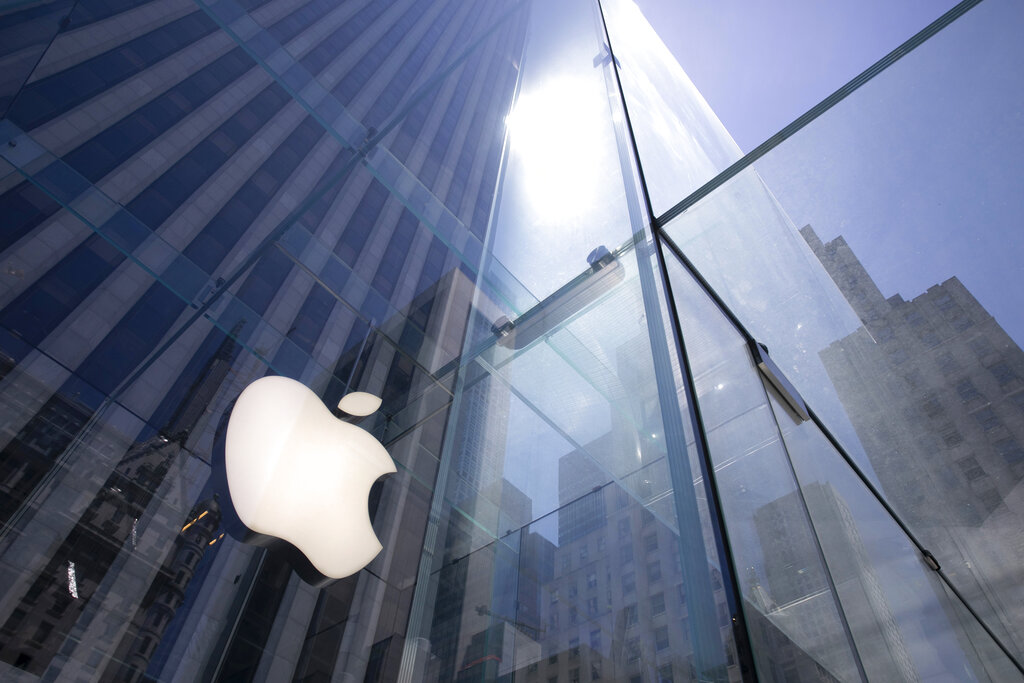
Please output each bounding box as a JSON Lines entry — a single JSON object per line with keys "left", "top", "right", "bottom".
{"left": 592, "top": 0, "right": 758, "bottom": 679}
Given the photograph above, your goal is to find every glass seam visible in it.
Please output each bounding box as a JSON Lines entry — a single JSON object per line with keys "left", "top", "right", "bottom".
{"left": 594, "top": 0, "right": 759, "bottom": 678}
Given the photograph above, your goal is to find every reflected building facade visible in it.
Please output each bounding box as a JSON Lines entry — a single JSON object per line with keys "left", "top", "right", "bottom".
{"left": 0, "top": 0, "right": 1022, "bottom": 681}
{"left": 804, "top": 225, "right": 1024, "bottom": 659}
{"left": 0, "top": 0, "right": 527, "bottom": 679}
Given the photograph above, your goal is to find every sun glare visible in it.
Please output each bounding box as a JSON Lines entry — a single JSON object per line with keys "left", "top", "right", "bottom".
{"left": 505, "top": 78, "right": 607, "bottom": 222}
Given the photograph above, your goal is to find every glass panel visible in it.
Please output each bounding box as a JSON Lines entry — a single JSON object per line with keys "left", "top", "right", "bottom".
{"left": 632, "top": 0, "right": 960, "bottom": 152}
{"left": 766, "top": 386, "right": 1022, "bottom": 681}
{"left": 400, "top": 1, "right": 741, "bottom": 679}
{"left": 0, "top": 317, "right": 238, "bottom": 679}
{"left": 407, "top": 241, "right": 740, "bottom": 680}
{"left": 662, "top": 0, "right": 1024, "bottom": 665}
{"left": 192, "top": 0, "right": 536, "bottom": 316}
{"left": 486, "top": 1, "right": 633, "bottom": 306}
{"left": 422, "top": 484, "right": 735, "bottom": 683}
{"left": 665, "top": 252, "right": 862, "bottom": 682}
{"left": 601, "top": 0, "right": 742, "bottom": 217}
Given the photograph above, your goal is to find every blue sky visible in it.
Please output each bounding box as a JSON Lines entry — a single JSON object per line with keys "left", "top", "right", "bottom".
{"left": 635, "top": 0, "right": 959, "bottom": 152}
{"left": 638, "top": 0, "right": 1024, "bottom": 347}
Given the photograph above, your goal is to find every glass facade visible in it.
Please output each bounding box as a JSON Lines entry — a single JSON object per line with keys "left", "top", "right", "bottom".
{"left": 0, "top": 0, "right": 1021, "bottom": 680}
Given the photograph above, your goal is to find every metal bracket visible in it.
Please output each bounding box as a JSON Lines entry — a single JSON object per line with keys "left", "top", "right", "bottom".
{"left": 750, "top": 340, "right": 809, "bottom": 422}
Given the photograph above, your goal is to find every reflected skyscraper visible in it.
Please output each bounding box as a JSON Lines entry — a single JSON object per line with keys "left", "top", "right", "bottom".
{"left": 0, "top": 0, "right": 527, "bottom": 678}
{"left": 804, "top": 224, "right": 1024, "bottom": 660}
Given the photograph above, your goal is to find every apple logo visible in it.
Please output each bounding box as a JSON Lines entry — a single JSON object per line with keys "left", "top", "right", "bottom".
{"left": 223, "top": 376, "right": 395, "bottom": 581}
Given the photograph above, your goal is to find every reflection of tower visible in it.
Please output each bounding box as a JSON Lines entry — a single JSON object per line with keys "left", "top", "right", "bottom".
{"left": 0, "top": 330, "right": 237, "bottom": 675}
{"left": 543, "top": 446, "right": 737, "bottom": 683}
{"left": 107, "top": 496, "right": 222, "bottom": 682}
{"left": 449, "top": 359, "right": 514, "bottom": 526}
{"left": 804, "top": 225, "right": 1024, "bottom": 646}
{"left": 804, "top": 226, "right": 1024, "bottom": 526}
{"left": 753, "top": 483, "right": 916, "bottom": 682}
{"left": 430, "top": 479, "right": 537, "bottom": 683}
{"left": 288, "top": 269, "right": 491, "bottom": 683}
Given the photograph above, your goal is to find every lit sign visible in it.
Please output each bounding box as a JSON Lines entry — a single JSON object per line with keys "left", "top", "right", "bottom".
{"left": 225, "top": 377, "right": 395, "bottom": 579}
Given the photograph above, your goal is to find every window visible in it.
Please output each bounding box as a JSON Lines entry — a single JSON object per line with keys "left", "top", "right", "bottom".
{"left": 31, "top": 621, "right": 53, "bottom": 644}
{"left": 587, "top": 596, "right": 598, "bottom": 616}
{"left": 647, "top": 560, "right": 662, "bottom": 583}
{"left": 579, "top": 545, "right": 588, "bottom": 563}
{"left": 618, "top": 518, "right": 630, "bottom": 539}
{"left": 990, "top": 361, "right": 1018, "bottom": 386}
{"left": 655, "top": 625, "right": 670, "bottom": 651}
{"left": 953, "top": 316, "right": 975, "bottom": 331}
{"left": 969, "top": 336, "right": 995, "bottom": 358}
{"left": 658, "top": 664, "right": 675, "bottom": 683}
{"left": 570, "top": 637, "right": 580, "bottom": 659}
{"left": 644, "top": 533, "right": 658, "bottom": 553}
{"left": 921, "top": 395, "right": 942, "bottom": 418}
{"left": 942, "top": 427, "right": 964, "bottom": 446}
{"left": 973, "top": 407, "right": 1001, "bottom": 431}
{"left": 587, "top": 572, "right": 597, "bottom": 589}
{"left": 651, "top": 592, "right": 666, "bottom": 616}
{"left": 620, "top": 543, "right": 633, "bottom": 564}
{"left": 626, "top": 639, "right": 641, "bottom": 663}
{"left": 569, "top": 583, "right": 578, "bottom": 599}
{"left": 622, "top": 571, "right": 636, "bottom": 594}
{"left": 875, "top": 325, "right": 895, "bottom": 342}
{"left": 920, "top": 330, "right": 942, "bottom": 348}
{"left": 956, "top": 379, "right": 982, "bottom": 402}
{"left": 597, "top": 537, "right": 606, "bottom": 552}
{"left": 937, "top": 352, "right": 959, "bottom": 373}
{"left": 641, "top": 509, "right": 655, "bottom": 527}
{"left": 590, "top": 628, "right": 601, "bottom": 651}
{"left": 625, "top": 603, "right": 638, "bottom": 627}
{"left": 934, "top": 292, "right": 956, "bottom": 311}
{"left": 957, "top": 456, "right": 986, "bottom": 481}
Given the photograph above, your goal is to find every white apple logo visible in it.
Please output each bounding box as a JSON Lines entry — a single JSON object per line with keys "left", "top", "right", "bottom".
{"left": 225, "top": 376, "right": 395, "bottom": 579}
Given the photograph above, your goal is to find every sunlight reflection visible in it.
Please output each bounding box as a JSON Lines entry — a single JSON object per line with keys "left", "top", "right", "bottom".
{"left": 505, "top": 77, "right": 606, "bottom": 221}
